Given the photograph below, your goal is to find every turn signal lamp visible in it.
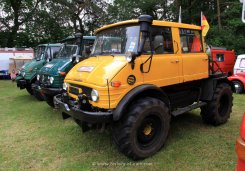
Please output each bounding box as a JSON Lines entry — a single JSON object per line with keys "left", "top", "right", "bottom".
{"left": 111, "top": 81, "right": 121, "bottom": 87}
{"left": 59, "top": 72, "right": 66, "bottom": 77}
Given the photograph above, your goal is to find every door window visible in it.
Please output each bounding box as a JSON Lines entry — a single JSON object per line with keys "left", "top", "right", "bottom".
{"left": 143, "top": 26, "right": 173, "bottom": 54}
{"left": 180, "top": 29, "right": 203, "bottom": 53}
{"left": 216, "top": 54, "right": 224, "bottom": 62}
{"left": 240, "top": 59, "right": 245, "bottom": 68}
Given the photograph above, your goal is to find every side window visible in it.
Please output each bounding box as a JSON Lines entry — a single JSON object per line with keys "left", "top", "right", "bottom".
{"left": 143, "top": 26, "right": 173, "bottom": 54}
{"left": 180, "top": 29, "right": 203, "bottom": 53}
{"left": 240, "top": 59, "right": 245, "bottom": 68}
{"left": 216, "top": 54, "right": 224, "bottom": 62}
{"left": 45, "top": 47, "right": 51, "bottom": 60}
{"left": 51, "top": 46, "right": 61, "bottom": 58}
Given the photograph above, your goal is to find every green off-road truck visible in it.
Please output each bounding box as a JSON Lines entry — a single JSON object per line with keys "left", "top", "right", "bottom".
{"left": 32, "top": 34, "right": 95, "bottom": 107}
{"left": 16, "top": 44, "right": 62, "bottom": 96}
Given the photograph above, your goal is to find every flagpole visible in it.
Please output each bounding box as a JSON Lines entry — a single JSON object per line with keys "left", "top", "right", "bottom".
{"left": 201, "top": 11, "right": 203, "bottom": 26}
{"left": 178, "top": 6, "right": 182, "bottom": 23}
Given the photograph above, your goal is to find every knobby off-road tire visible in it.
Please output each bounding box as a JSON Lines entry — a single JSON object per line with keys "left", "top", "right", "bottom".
{"left": 232, "top": 80, "right": 244, "bottom": 94}
{"left": 201, "top": 83, "right": 233, "bottom": 126}
{"left": 45, "top": 94, "right": 55, "bottom": 107}
{"left": 112, "top": 97, "right": 171, "bottom": 160}
{"left": 26, "top": 86, "right": 33, "bottom": 95}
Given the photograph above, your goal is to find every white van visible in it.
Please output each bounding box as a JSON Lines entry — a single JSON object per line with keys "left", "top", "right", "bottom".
{"left": 234, "top": 54, "right": 245, "bottom": 74}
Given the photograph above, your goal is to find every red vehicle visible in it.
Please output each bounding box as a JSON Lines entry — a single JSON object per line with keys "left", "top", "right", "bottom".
{"left": 228, "top": 72, "right": 245, "bottom": 93}
{"left": 236, "top": 113, "right": 245, "bottom": 171}
{"left": 209, "top": 47, "right": 236, "bottom": 76}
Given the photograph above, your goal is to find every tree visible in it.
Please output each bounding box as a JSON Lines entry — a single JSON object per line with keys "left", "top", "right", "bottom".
{"left": 0, "top": 0, "right": 42, "bottom": 47}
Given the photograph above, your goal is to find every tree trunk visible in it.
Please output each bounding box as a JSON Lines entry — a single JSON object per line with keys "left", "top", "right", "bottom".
{"left": 217, "top": 0, "right": 221, "bottom": 30}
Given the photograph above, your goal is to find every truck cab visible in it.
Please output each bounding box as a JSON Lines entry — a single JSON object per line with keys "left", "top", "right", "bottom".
{"left": 207, "top": 46, "right": 236, "bottom": 76}
{"left": 54, "top": 15, "right": 233, "bottom": 160}
{"left": 16, "top": 44, "right": 62, "bottom": 95}
{"left": 34, "top": 35, "right": 95, "bottom": 106}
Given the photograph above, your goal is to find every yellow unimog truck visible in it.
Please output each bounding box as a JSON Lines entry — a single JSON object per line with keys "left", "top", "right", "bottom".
{"left": 54, "top": 15, "right": 233, "bottom": 160}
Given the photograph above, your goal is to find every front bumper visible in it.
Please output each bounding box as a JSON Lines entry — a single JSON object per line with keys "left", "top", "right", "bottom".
{"left": 16, "top": 79, "right": 29, "bottom": 89}
{"left": 54, "top": 94, "right": 113, "bottom": 123}
{"left": 31, "top": 82, "right": 42, "bottom": 93}
{"left": 236, "top": 137, "right": 245, "bottom": 171}
{"left": 42, "top": 87, "right": 63, "bottom": 97}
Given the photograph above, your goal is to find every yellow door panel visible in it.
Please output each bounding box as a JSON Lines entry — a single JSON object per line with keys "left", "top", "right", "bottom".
{"left": 182, "top": 53, "right": 209, "bottom": 82}
{"left": 142, "top": 54, "right": 181, "bottom": 86}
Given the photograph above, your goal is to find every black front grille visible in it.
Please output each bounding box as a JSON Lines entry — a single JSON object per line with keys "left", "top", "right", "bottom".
{"left": 69, "top": 87, "right": 79, "bottom": 95}
{"left": 69, "top": 84, "right": 92, "bottom": 97}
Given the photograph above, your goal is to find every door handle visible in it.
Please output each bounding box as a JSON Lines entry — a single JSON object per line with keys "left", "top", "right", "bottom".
{"left": 171, "top": 60, "right": 180, "bottom": 63}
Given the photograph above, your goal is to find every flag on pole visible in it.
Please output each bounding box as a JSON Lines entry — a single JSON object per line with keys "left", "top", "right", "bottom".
{"left": 201, "top": 13, "right": 210, "bottom": 37}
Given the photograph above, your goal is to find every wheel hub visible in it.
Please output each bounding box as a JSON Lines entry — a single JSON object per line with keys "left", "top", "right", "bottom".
{"left": 143, "top": 124, "right": 153, "bottom": 136}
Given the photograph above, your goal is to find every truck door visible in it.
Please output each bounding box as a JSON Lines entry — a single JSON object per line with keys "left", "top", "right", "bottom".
{"left": 179, "top": 29, "right": 209, "bottom": 82}
{"left": 142, "top": 26, "right": 181, "bottom": 87}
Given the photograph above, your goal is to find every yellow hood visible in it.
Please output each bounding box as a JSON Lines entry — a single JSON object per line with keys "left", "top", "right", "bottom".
{"left": 65, "top": 56, "right": 127, "bottom": 87}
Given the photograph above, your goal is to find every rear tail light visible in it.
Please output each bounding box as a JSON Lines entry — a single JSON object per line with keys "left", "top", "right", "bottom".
{"left": 240, "top": 113, "right": 245, "bottom": 140}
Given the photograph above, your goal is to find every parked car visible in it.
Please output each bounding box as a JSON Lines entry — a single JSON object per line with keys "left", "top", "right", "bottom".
{"left": 235, "top": 113, "right": 245, "bottom": 171}
{"left": 228, "top": 72, "right": 245, "bottom": 93}
{"left": 234, "top": 54, "right": 245, "bottom": 74}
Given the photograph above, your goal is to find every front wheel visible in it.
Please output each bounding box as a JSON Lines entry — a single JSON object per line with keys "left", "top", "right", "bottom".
{"left": 201, "top": 83, "right": 233, "bottom": 126}
{"left": 26, "top": 86, "right": 33, "bottom": 95}
{"left": 45, "top": 94, "right": 55, "bottom": 107}
{"left": 232, "top": 80, "right": 244, "bottom": 94}
{"left": 112, "top": 97, "right": 170, "bottom": 160}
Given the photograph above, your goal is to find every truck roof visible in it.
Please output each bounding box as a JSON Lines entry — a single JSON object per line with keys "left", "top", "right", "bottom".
{"left": 95, "top": 19, "right": 201, "bottom": 34}
{"left": 61, "top": 36, "right": 96, "bottom": 42}
{"left": 38, "top": 43, "right": 62, "bottom": 47}
{"left": 237, "top": 54, "right": 245, "bottom": 58}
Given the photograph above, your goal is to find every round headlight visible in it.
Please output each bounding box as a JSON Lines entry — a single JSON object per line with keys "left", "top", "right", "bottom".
{"left": 50, "top": 77, "right": 54, "bottom": 84}
{"left": 91, "top": 89, "right": 99, "bottom": 102}
{"left": 63, "top": 82, "right": 69, "bottom": 90}
{"left": 37, "top": 74, "right": 40, "bottom": 81}
{"left": 22, "top": 72, "right": 25, "bottom": 77}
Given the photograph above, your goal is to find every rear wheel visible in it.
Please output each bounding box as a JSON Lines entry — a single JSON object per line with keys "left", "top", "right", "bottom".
{"left": 45, "top": 94, "right": 55, "bottom": 107}
{"left": 201, "top": 83, "right": 233, "bottom": 126}
{"left": 232, "top": 80, "right": 244, "bottom": 94}
{"left": 112, "top": 97, "right": 170, "bottom": 160}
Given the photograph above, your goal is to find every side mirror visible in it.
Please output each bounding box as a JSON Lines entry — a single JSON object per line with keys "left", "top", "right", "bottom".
{"left": 72, "top": 55, "right": 81, "bottom": 63}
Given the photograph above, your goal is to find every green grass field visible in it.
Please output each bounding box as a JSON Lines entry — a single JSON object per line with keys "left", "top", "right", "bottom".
{"left": 0, "top": 80, "right": 244, "bottom": 171}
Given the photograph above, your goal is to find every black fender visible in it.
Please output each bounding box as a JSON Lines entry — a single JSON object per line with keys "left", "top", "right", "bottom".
{"left": 200, "top": 76, "right": 234, "bottom": 101}
{"left": 113, "top": 84, "right": 170, "bottom": 121}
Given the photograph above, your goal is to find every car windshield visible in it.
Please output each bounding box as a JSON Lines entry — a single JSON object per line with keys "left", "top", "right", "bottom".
{"left": 57, "top": 45, "right": 78, "bottom": 58}
{"left": 91, "top": 25, "right": 140, "bottom": 56}
{"left": 35, "top": 46, "right": 46, "bottom": 60}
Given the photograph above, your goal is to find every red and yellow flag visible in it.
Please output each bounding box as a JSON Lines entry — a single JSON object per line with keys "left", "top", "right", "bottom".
{"left": 201, "top": 15, "right": 210, "bottom": 37}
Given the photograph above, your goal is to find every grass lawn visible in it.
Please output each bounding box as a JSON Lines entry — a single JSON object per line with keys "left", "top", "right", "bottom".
{"left": 0, "top": 80, "right": 244, "bottom": 171}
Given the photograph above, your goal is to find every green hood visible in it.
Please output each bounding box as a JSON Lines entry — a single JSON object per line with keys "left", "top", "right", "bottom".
{"left": 38, "top": 58, "right": 72, "bottom": 76}
{"left": 20, "top": 59, "right": 46, "bottom": 80}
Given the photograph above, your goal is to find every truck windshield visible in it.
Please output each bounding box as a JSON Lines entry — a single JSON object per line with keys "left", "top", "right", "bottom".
{"left": 35, "top": 46, "right": 46, "bottom": 60}
{"left": 57, "top": 45, "right": 78, "bottom": 58}
{"left": 91, "top": 25, "right": 140, "bottom": 56}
